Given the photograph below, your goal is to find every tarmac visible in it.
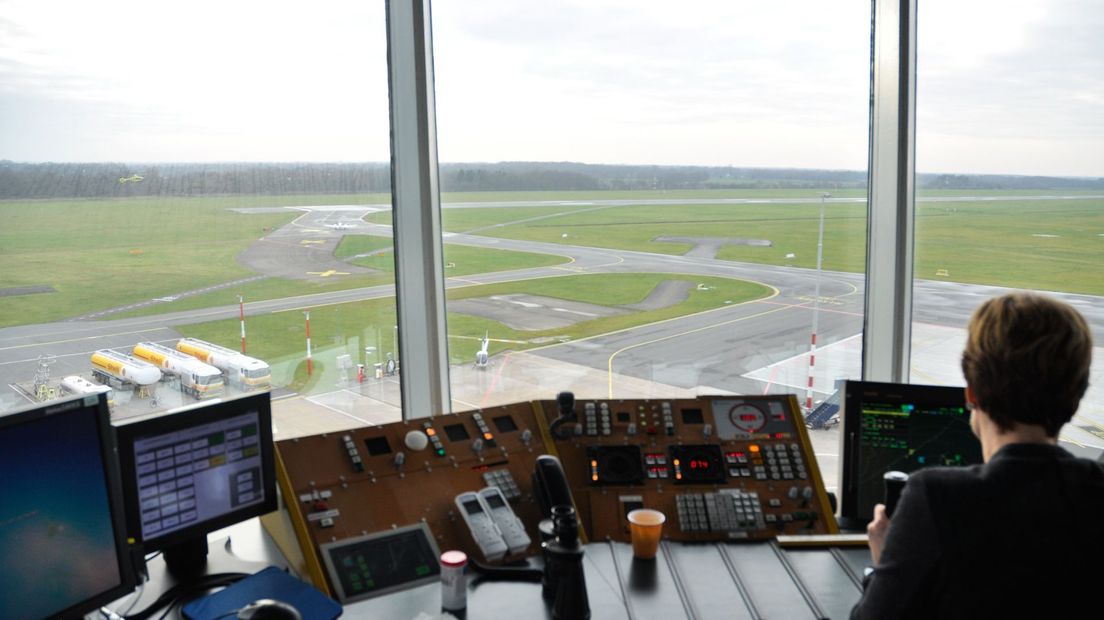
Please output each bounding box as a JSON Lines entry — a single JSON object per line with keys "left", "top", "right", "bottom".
{"left": 261, "top": 316, "right": 1104, "bottom": 497}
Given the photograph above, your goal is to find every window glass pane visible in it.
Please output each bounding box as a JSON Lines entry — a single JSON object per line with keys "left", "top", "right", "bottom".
{"left": 432, "top": 0, "right": 872, "bottom": 489}
{"left": 915, "top": 0, "right": 1103, "bottom": 448}
{"left": 0, "top": 0, "right": 396, "bottom": 439}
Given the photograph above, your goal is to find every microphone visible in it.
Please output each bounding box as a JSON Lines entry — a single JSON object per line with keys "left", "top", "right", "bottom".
{"left": 883, "top": 471, "right": 909, "bottom": 518}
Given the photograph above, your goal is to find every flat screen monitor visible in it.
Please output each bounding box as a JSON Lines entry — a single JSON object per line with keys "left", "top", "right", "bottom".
{"left": 838, "top": 380, "right": 983, "bottom": 529}
{"left": 115, "top": 392, "right": 276, "bottom": 573}
{"left": 0, "top": 393, "right": 137, "bottom": 619}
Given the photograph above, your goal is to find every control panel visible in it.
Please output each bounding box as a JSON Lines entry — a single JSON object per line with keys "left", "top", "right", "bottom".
{"left": 273, "top": 394, "right": 837, "bottom": 600}
{"left": 274, "top": 401, "right": 548, "bottom": 597}
{"left": 545, "top": 395, "right": 836, "bottom": 542}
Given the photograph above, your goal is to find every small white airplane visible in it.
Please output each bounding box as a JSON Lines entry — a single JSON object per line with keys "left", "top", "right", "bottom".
{"left": 118, "top": 174, "right": 144, "bottom": 184}
{"left": 474, "top": 332, "right": 490, "bottom": 369}
{"left": 326, "top": 222, "right": 356, "bottom": 230}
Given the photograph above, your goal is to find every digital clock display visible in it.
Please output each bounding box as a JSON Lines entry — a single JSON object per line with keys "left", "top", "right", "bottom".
{"left": 669, "top": 445, "right": 726, "bottom": 484}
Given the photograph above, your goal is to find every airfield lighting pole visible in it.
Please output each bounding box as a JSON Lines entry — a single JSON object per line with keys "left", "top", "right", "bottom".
{"left": 305, "top": 310, "right": 313, "bottom": 377}
{"left": 804, "top": 192, "right": 831, "bottom": 413}
{"left": 239, "top": 295, "right": 247, "bottom": 353}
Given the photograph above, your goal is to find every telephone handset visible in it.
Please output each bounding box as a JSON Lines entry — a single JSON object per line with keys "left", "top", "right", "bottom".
{"left": 469, "top": 454, "right": 576, "bottom": 580}
{"left": 471, "top": 453, "right": 588, "bottom": 618}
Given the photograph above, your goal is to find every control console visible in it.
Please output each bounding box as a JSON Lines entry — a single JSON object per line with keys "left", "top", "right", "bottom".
{"left": 544, "top": 395, "right": 836, "bottom": 541}
{"left": 273, "top": 394, "right": 837, "bottom": 602}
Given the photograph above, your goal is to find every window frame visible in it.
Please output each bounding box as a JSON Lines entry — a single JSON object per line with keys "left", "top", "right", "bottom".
{"left": 385, "top": 0, "right": 919, "bottom": 418}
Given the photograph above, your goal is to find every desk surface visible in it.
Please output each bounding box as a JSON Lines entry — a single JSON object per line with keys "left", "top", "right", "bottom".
{"left": 342, "top": 540, "right": 868, "bottom": 620}
{"left": 103, "top": 519, "right": 868, "bottom": 620}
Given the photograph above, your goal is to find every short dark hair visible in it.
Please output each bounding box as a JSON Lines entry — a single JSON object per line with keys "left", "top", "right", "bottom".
{"left": 961, "top": 293, "right": 1093, "bottom": 436}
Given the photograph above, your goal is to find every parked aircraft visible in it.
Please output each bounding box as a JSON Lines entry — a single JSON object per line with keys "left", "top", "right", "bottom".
{"left": 475, "top": 333, "right": 490, "bottom": 368}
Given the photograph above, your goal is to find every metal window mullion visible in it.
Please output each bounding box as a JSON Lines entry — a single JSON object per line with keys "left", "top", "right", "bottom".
{"left": 386, "top": 0, "right": 451, "bottom": 419}
{"left": 863, "top": 0, "right": 916, "bottom": 383}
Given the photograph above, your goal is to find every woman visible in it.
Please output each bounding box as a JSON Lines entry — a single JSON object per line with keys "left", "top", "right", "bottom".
{"left": 851, "top": 292, "right": 1104, "bottom": 619}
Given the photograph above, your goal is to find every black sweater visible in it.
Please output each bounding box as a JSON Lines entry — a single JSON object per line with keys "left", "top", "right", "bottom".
{"left": 851, "top": 443, "right": 1104, "bottom": 619}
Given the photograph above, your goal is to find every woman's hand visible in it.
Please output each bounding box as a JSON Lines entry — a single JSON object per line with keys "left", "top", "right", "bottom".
{"left": 867, "top": 503, "right": 891, "bottom": 566}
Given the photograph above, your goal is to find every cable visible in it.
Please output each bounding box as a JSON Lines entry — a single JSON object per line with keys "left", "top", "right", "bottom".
{"left": 122, "top": 573, "right": 248, "bottom": 620}
{"left": 99, "top": 580, "right": 145, "bottom": 619}
{"left": 120, "top": 580, "right": 147, "bottom": 616}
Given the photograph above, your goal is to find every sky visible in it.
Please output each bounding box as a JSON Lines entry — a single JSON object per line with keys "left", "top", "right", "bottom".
{"left": 0, "top": 0, "right": 1101, "bottom": 177}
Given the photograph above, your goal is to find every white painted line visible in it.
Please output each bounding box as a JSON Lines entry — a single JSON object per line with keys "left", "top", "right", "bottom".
{"left": 303, "top": 396, "right": 375, "bottom": 426}
{"left": 756, "top": 332, "right": 862, "bottom": 370}
{"left": 453, "top": 397, "right": 481, "bottom": 409}
{"left": 553, "top": 307, "right": 599, "bottom": 317}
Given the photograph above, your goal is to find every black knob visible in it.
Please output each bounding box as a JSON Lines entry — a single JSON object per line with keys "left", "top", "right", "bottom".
{"left": 884, "top": 471, "right": 909, "bottom": 518}
{"left": 557, "top": 391, "right": 575, "bottom": 417}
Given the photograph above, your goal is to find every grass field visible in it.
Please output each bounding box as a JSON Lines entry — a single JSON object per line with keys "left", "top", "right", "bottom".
{"left": 0, "top": 196, "right": 297, "bottom": 326}
{"left": 178, "top": 273, "right": 772, "bottom": 391}
{"left": 0, "top": 194, "right": 569, "bottom": 327}
{"left": 1, "top": 189, "right": 1101, "bottom": 330}
{"left": 103, "top": 234, "right": 569, "bottom": 321}
{"left": 406, "top": 194, "right": 1100, "bottom": 295}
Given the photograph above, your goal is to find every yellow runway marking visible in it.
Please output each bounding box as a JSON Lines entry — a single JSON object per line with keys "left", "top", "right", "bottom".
{"left": 306, "top": 270, "right": 349, "bottom": 277}
{"left": 1073, "top": 414, "right": 1104, "bottom": 433}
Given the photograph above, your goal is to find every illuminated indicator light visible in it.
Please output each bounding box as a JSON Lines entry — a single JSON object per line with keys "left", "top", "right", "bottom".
{"left": 483, "top": 432, "right": 494, "bottom": 441}
{"left": 591, "top": 459, "right": 598, "bottom": 468}
{"left": 426, "top": 428, "right": 436, "bottom": 436}
{"left": 676, "top": 472, "right": 682, "bottom": 480}
{"left": 749, "top": 445, "right": 760, "bottom": 453}
{"left": 592, "top": 474, "right": 598, "bottom": 481}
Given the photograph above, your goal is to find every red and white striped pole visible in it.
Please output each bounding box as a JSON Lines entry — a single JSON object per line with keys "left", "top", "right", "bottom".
{"left": 239, "top": 295, "right": 247, "bottom": 353}
{"left": 805, "top": 331, "right": 818, "bottom": 412}
{"left": 804, "top": 193, "right": 830, "bottom": 413}
{"left": 304, "top": 309, "right": 313, "bottom": 376}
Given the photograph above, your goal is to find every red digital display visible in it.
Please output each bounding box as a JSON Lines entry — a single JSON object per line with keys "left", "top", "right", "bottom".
{"left": 740, "top": 414, "right": 759, "bottom": 421}
{"left": 670, "top": 445, "right": 726, "bottom": 484}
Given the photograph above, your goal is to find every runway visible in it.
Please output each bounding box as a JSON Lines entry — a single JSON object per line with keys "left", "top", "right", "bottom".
{"left": 2, "top": 198, "right": 1102, "bottom": 461}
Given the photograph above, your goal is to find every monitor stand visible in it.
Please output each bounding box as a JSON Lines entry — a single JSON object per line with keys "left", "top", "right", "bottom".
{"left": 163, "top": 536, "right": 209, "bottom": 578}
{"left": 109, "top": 522, "right": 291, "bottom": 618}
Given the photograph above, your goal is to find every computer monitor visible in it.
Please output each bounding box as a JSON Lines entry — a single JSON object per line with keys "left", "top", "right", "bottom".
{"left": 837, "top": 380, "right": 984, "bottom": 529}
{"left": 114, "top": 392, "right": 277, "bottom": 574}
{"left": 0, "top": 393, "right": 138, "bottom": 619}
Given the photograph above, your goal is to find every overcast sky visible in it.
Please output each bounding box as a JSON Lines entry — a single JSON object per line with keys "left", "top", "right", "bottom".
{"left": 0, "top": 0, "right": 1100, "bottom": 176}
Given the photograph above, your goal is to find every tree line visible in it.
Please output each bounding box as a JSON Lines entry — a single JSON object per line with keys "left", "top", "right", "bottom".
{"left": 1, "top": 160, "right": 1100, "bottom": 199}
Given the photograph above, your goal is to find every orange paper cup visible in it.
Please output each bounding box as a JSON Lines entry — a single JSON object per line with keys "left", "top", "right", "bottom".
{"left": 627, "top": 508, "right": 666, "bottom": 559}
